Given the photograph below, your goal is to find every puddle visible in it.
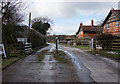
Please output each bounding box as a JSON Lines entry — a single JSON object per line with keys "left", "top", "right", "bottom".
{"left": 49, "top": 44, "right": 55, "bottom": 52}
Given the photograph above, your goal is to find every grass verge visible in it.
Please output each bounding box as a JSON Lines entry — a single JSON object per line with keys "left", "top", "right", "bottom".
{"left": 38, "top": 50, "right": 48, "bottom": 61}
{"left": 2, "top": 44, "right": 49, "bottom": 69}
{"left": 60, "top": 43, "right": 91, "bottom": 51}
{"left": 2, "top": 55, "right": 26, "bottom": 69}
{"left": 53, "top": 50, "right": 68, "bottom": 63}
{"left": 60, "top": 43, "right": 120, "bottom": 60}
{"left": 89, "top": 50, "right": 120, "bottom": 60}
{"left": 74, "top": 45, "right": 91, "bottom": 51}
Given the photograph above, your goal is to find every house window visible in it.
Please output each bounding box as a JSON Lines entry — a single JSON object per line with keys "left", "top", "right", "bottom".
{"left": 116, "top": 21, "right": 120, "bottom": 27}
{"left": 106, "top": 23, "right": 110, "bottom": 29}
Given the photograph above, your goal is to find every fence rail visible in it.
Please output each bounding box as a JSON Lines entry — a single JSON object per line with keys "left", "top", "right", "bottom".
{"left": 94, "top": 39, "right": 120, "bottom": 51}
{"left": 24, "top": 43, "right": 32, "bottom": 54}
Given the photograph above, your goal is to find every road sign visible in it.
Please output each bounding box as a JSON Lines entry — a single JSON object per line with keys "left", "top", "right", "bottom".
{"left": 17, "top": 38, "right": 27, "bottom": 43}
{"left": 0, "top": 44, "right": 6, "bottom": 58}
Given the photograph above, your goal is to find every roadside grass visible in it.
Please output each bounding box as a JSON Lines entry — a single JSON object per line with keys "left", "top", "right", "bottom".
{"left": 60, "top": 43, "right": 91, "bottom": 51}
{"left": 53, "top": 50, "right": 68, "bottom": 63}
{"left": 89, "top": 50, "right": 120, "bottom": 60}
{"left": 49, "top": 42, "right": 55, "bottom": 44}
{"left": 2, "top": 55, "right": 26, "bottom": 69}
{"left": 74, "top": 45, "right": 91, "bottom": 51}
{"left": 2, "top": 44, "right": 49, "bottom": 69}
{"left": 38, "top": 50, "right": 48, "bottom": 62}
{"left": 60, "top": 43, "right": 120, "bottom": 60}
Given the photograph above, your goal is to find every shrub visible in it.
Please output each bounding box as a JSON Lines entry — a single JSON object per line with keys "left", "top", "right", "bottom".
{"left": 27, "top": 29, "right": 46, "bottom": 49}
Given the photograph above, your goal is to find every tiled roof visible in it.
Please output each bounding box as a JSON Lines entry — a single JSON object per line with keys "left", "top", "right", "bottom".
{"left": 112, "top": 10, "right": 120, "bottom": 17}
{"left": 76, "top": 25, "right": 100, "bottom": 34}
{"left": 82, "top": 26, "right": 100, "bottom": 31}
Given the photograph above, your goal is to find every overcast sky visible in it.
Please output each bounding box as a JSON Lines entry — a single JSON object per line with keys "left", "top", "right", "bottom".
{"left": 23, "top": 1, "right": 118, "bottom": 35}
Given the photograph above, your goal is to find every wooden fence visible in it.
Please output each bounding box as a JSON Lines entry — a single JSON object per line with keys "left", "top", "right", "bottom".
{"left": 74, "top": 39, "right": 120, "bottom": 51}
{"left": 94, "top": 39, "right": 120, "bottom": 51}
{"left": 111, "top": 39, "right": 120, "bottom": 50}
{"left": 5, "top": 42, "right": 32, "bottom": 57}
{"left": 24, "top": 43, "right": 32, "bottom": 54}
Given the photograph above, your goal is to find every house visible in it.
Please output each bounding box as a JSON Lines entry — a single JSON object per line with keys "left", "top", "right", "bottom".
{"left": 102, "top": 8, "right": 120, "bottom": 36}
{"left": 76, "top": 20, "right": 101, "bottom": 39}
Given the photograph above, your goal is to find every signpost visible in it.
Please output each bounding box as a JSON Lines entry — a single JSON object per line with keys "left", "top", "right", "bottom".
{"left": 0, "top": 44, "right": 6, "bottom": 58}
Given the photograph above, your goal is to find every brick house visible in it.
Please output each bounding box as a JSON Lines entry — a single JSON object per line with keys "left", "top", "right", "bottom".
{"left": 76, "top": 20, "right": 101, "bottom": 39}
{"left": 102, "top": 8, "right": 120, "bottom": 36}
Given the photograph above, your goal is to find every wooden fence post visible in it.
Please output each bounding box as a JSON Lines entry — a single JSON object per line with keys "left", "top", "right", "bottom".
{"left": 56, "top": 37, "right": 58, "bottom": 53}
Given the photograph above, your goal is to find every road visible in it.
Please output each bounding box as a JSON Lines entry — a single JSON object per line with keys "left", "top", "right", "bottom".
{"left": 2, "top": 44, "right": 79, "bottom": 83}
{"left": 59, "top": 44, "right": 120, "bottom": 83}
{"left": 2, "top": 44, "right": 120, "bottom": 83}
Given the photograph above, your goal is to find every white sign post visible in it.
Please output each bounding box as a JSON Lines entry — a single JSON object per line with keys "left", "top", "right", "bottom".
{"left": 0, "top": 44, "right": 6, "bottom": 58}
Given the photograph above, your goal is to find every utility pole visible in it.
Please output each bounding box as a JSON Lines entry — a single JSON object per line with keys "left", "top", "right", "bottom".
{"left": 29, "top": 12, "right": 31, "bottom": 29}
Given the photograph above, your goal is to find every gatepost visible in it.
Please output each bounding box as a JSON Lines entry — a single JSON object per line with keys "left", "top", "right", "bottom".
{"left": 56, "top": 37, "right": 59, "bottom": 53}
{"left": 91, "top": 38, "right": 94, "bottom": 50}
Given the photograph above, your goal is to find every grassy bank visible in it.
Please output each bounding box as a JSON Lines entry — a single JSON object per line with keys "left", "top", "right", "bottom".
{"left": 2, "top": 55, "right": 26, "bottom": 69}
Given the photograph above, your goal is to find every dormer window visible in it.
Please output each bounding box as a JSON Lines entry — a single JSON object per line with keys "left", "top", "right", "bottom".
{"left": 106, "top": 23, "right": 110, "bottom": 29}
{"left": 116, "top": 21, "right": 120, "bottom": 27}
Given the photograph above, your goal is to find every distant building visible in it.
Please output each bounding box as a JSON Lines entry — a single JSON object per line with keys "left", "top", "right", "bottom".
{"left": 76, "top": 20, "right": 101, "bottom": 39}
{"left": 102, "top": 8, "right": 120, "bottom": 36}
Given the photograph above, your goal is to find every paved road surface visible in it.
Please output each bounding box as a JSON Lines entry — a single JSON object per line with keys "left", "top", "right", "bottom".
{"left": 2, "top": 44, "right": 79, "bottom": 82}
{"left": 2, "top": 44, "right": 120, "bottom": 83}
{"left": 59, "top": 44, "right": 120, "bottom": 83}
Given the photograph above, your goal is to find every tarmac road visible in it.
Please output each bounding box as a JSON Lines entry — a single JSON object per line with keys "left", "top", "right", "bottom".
{"left": 59, "top": 44, "right": 120, "bottom": 83}
{"left": 2, "top": 44, "right": 79, "bottom": 83}
{"left": 2, "top": 44, "right": 120, "bottom": 83}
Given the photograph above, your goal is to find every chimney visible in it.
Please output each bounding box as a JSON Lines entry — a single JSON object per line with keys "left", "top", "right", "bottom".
{"left": 111, "top": 8, "right": 114, "bottom": 10}
{"left": 80, "top": 23, "right": 83, "bottom": 27}
{"left": 91, "top": 19, "right": 94, "bottom": 27}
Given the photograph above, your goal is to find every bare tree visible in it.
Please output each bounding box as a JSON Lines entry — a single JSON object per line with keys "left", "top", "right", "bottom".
{"left": 1, "top": 0, "right": 26, "bottom": 25}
